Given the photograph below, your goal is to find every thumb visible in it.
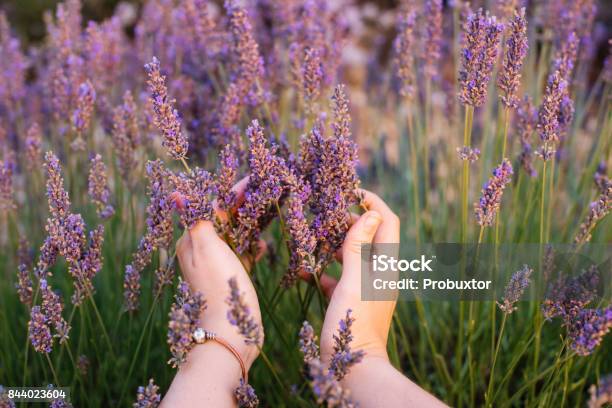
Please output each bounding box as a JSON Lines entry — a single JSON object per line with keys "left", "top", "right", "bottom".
{"left": 342, "top": 211, "right": 382, "bottom": 276}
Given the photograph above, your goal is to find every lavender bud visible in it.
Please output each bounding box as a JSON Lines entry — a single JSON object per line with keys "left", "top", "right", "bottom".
{"left": 226, "top": 277, "right": 261, "bottom": 346}
{"left": 16, "top": 264, "right": 33, "bottom": 307}
{"left": 329, "top": 309, "right": 365, "bottom": 381}
{"left": 457, "top": 146, "right": 481, "bottom": 163}
{"left": 72, "top": 80, "right": 96, "bottom": 137}
{"left": 25, "top": 123, "right": 43, "bottom": 172}
{"left": 474, "top": 159, "right": 513, "bottom": 227}
{"left": 134, "top": 379, "right": 161, "bottom": 408}
{"left": 567, "top": 307, "right": 611, "bottom": 356}
{"left": 423, "top": 0, "right": 443, "bottom": 80}
{"left": 298, "top": 321, "right": 320, "bottom": 363}
{"left": 497, "top": 264, "right": 533, "bottom": 314}
{"left": 234, "top": 379, "right": 259, "bottom": 408}
{"left": 516, "top": 95, "right": 538, "bottom": 177}
{"left": 28, "top": 306, "right": 52, "bottom": 354}
{"left": 88, "top": 154, "right": 115, "bottom": 219}
{"left": 216, "top": 144, "right": 239, "bottom": 212}
{"left": 308, "top": 358, "right": 355, "bottom": 407}
{"left": 393, "top": 11, "right": 417, "bottom": 99}
{"left": 169, "top": 168, "right": 216, "bottom": 229}
{"left": 497, "top": 8, "right": 528, "bottom": 109}
{"left": 536, "top": 70, "right": 566, "bottom": 161}
{"left": 0, "top": 160, "right": 15, "bottom": 212}
{"left": 145, "top": 56, "right": 188, "bottom": 160}
{"left": 574, "top": 184, "right": 611, "bottom": 244}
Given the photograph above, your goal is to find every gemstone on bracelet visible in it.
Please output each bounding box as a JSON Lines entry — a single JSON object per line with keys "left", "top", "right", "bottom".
{"left": 193, "top": 328, "right": 207, "bottom": 344}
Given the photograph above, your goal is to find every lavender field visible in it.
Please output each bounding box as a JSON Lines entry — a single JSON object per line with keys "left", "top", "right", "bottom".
{"left": 0, "top": 0, "right": 610, "bottom": 406}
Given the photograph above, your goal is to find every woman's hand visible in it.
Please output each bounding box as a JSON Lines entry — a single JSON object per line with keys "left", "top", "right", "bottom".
{"left": 319, "top": 188, "right": 400, "bottom": 363}
{"left": 175, "top": 177, "right": 263, "bottom": 368}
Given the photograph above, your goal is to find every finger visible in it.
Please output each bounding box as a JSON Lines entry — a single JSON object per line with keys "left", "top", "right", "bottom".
{"left": 188, "top": 220, "right": 228, "bottom": 264}
{"left": 214, "top": 176, "right": 250, "bottom": 222}
{"left": 341, "top": 210, "right": 382, "bottom": 281}
{"left": 357, "top": 189, "right": 400, "bottom": 244}
{"left": 176, "top": 230, "right": 194, "bottom": 270}
{"left": 297, "top": 269, "right": 338, "bottom": 298}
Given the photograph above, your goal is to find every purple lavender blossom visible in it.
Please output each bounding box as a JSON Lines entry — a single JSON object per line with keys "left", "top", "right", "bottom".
{"left": 554, "top": 31, "right": 579, "bottom": 80}
{"left": 423, "top": 0, "right": 443, "bottom": 81}
{"left": 123, "top": 264, "right": 142, "bottom": 312}
{"left": 111, "top": 96, "right": 138, "bottom": 184}
{"left": 0, "top": 385, "right": 15, "bottom": 408}
{"left": 216, "top": 144, "right": 239, "bottom": 212}
{"left": 16, "top": 264, "right": 33, "bottom": 307}
{"left": 167, "top": 280, "right": 206, "bottom": 368}
{"left": 329, "top": 309, "right": 365, "bottom": 381}
{"left": 145, "top": 56, "right": 188, "bottom": 160}
{"left": 594, "top": 161, "right": 609, "bottom": 194}
{"left": 589, "top": 373, "right": 612, "bottom": 407}
{"left": 542, "top": 265, "right": 600, "bottom": 320}
{"left": 0, "top": 159, "right": 15, "bottom": 212}
{"left": 574, "top": 184, "right": 611, "bottom": 244}
{"left": 234, "top": 379, "right": 259, "bottom": 408}
{"left": 28, "top": 306, "right": 52, "bottom": 354}
{"left": 301, "top": 46, "right": 323, "bottom": 113}
{"left": 25, "top": 123, "right": 43, "bottom": 172}
{"left": 134, "top": 379, "right": 161, "bottom": 408}
{"left": 458, "top": 9, "right": 504, "bottom": 107}
{"left": 308, "top": 358, "right": 355, "bottom": 407}
{"left": 299, "top": 321, "right": 320, "bottom": 363}
{"left": 169, "top": 168, "right": 216, "bottom": 229}
{"left": 88, "top": 154, "right": 115, "bottom": 219}
{"left": 536, "top": 70, "right": 566, "bottom": 161}
{"left": 233, "top": 120, "right": 286, "bottom": 254}
{"left": 498, "top": 8, "right": 528, "bottom": 109}
{"left": 516, "top": 95, "right": 538, "bottom": 177}
{"left": 72, "top": 80, "right": 96, "bottom": 138}
{"left": 566, "top": 307, "right": 611, "bottom": 356}
{"left": 393, "top": 11, "right": 417, "bottom": 99}
{"left": 457, "top": 146, "right": 481, "bottom": 163}
{"left": 474, "top": 159, "right": 513, "bottom": 227}
{"left": 226, "top": 277, "right": 261, "bottom": 346}
{"left": 497, "top": 265, "right": 533, "bottom": 313}
{"left": 44, "top": 152, "right": 71, "bottom": 219}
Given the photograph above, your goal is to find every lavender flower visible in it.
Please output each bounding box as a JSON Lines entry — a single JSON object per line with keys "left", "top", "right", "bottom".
{"left": 566, "top": 307, "right": 611, "bottom": 356}
{"left": 0, "top": 160, "right": 15, "bottom": 212}
{"left": 553, "top": 31, "right": 579, "bottom": 80}
{"left": 574, "top": 184, "right": 611, "bottom": 244}
{"left": 234, "top": 379, "right": 259, "bottom": 408}
{"left": 516, "top": 95, "right": 538, "bottom": 177}
{"left": 216, "top": 144, "right": 239, "bottom": 212}
{"left": 299, "top": 321, "right": 320, "bottom": 363}
{"left": 423, "top": 0, "right": 443, "bottom": 81}
{"left": 123, "top": 264, "right": 141, "bottom": 312}
{"left": 458, "top": 9, "right": 504, "bottom": 107}
{"left": 44, "top": 152, "right": 71, "bottom": 219}
{"left": 134, "top": 379, "right": 161, "bottom": 408}
{"left": 167, "top": 280, "right": 206, "bottom": 368}
{"left": 233, "top": 120, "right": 286, "bottom": 254}
{"left": 329, "top": 309, "right": 365, "bottom": 381}
{"left": 16, "top": 264, "right": 33, "bottom": 307}
{"left": 497, "top": 265, "right": 533, "bottom": 314}
{"left": 28, "top": 306, "right": 52, "bottom": 354}
{"left": 73, "top": 225, "right": 104, "bottom": 305}
{"left": 49, "top": 396, "right": 72, "bottom": 408}
{"left": 594, "top": 161, "right": 609, "bottom": 194}
{"left": 497, "top": 8, "right": 528, "bottom": 109}
{"left": 308, "top": 358, "right": 355, "bottom": 407}
{"left": 169, "top": 168, "right": 216, "bottom": 229}
{"left": 40, "top": 279, "right": 70, "bottom": 344}
{"left": 77, "top": 355, "right": 89, "bottom": 376}
{"left": 111, "top": 102, "right": 137, "bottom": 184}
{"left": 226, "top": 277, "right": 261, "bottom": 346}
{"left": 301, "top": 46, "right": 323, "bottom": 113}
{"left": 536, "top": 70, "right": 566, "bottom": 161}
{"left": 474, "top": 159, "right": 513, "bottom": 227}
{"left": 589, "top": 374, "right": 612, "bottom": 408}
{"left": 25, "top": 123, "right": 43, "bottom": 172}
{"left": 393, "top": 11, "right": 417, "bottom": 99}
{"left": 88, "top": 154, "right": 115, "bottom": 219}
{"left": 72, "top": 80, "right": 96, "bottom": 138}
{"left": 456, "top": 146, "right": 481, "bottom": 163}
{"left": 145, "top": 56, "right": 188, "bottom": 160}
{"left": 0, "top": 385, "right": 15, "bottom": 408}
{"left": 542, "top": 265, "right": 600, "bottom": 320}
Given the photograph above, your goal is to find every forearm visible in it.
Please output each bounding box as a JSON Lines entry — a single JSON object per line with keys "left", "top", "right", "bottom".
{"left": 161, "top": 341, "right": 246, "bottom": 407}
{"left": 342, "top": 356, "right": 447, "bottom": 408}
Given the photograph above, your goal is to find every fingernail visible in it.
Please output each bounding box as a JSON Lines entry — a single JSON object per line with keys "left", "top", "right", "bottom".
{"left": 364, "top": 211, "right": 382, "bottom": 230}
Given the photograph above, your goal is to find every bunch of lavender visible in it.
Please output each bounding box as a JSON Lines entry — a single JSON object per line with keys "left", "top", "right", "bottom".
{"left": 226, "top": 277, "right": 261, "bottom": 346}
{"left": 134, "top": 379, "right": 161, "bottom": 408}
{"left": 216, "top": 144, "right": 239, "bottom": 212}
{"left": 167, "top": 280, "right": 206, "bottom": 368}
{"left": 497, "top": 265, "right": 533, "bottom": 314}
{"left": 516, "top": 96, "right": 538, "bottom": 177}
{"left": 589, "top": 374, "right": 612, "bottom": 408}
{"left": 88, "top": 154, "right": 115, "bottom": 219}
{"left": 393, "top": 11, "right": 417, "bottom": 99}
{"left": 574, "top": 184, "right": 611, "bottom": 244}
{"left": 566, "top": 306, "right": 611, "bottom": 356}
{"left": 458, "top": 9, "right": 504, "bottom": 107}
{"left": 124, "top": 160, "right": 173, "bottom": 312}
{"left": 169, "top": 168, "right": 216, "bottom": 229}
{"left": 497, "top": 8, "right": 528, "bottom": 109}
{"left": 474, "top": 159, "right": 513, "bottom": 227}
{"left": 144, "top": 56, "right": 188, "bottom": 161}
{"left": 329, "top": 309, "right": 365, "bottom": 381}
{"left": 233, "top": 120, "right": 287, "bottom": 254}
{"left": 234, "top": 379, "right": 259, "bottom": 408}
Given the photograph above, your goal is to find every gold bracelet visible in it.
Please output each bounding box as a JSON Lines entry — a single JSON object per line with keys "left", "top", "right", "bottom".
{"left": 192, "top": 328, "right": 248, "bottom": 382}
